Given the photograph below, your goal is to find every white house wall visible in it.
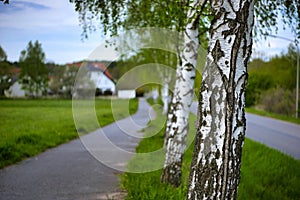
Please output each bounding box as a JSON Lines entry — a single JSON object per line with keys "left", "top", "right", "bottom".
{"left": 118, "top": 90, "right": 136, "bottom": 99}
{"left": 90, "top": 71, "right": 115, "bottom": 93}
{"left": 5, "top": 82, "right": 26, "bottom": 98}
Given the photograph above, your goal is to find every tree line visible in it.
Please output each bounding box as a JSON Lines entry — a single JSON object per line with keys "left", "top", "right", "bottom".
{"left": 0, "top": 42, "right": 79, "bottom": 98}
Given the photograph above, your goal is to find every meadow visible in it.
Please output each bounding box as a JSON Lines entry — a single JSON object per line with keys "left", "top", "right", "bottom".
{"left": 121, "top": 105, "right": 300, "bottom": 200}
{"left": 0, "top": 98, "right": 138, "bottom": 169}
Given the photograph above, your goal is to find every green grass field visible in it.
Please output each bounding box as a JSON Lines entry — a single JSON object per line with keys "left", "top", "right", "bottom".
{"left": 121, "top": 106, "right": 300, "bottom": 200}
{"left": 0, "top": 98, "right": 138, "bottom": 169}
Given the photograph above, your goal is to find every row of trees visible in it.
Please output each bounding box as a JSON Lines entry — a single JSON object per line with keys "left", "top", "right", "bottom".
{"left": 70, "top": 0, "right": 299, "bottom": 199}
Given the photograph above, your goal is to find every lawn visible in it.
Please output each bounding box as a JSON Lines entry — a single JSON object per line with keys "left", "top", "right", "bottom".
{"left": 0, "top": 98, "right": 138, "bottom": 169}
{"left": 121, "top": 106, "right": 300, "bottom": 199}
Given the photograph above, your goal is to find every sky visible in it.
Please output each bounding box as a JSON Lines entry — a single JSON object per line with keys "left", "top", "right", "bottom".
{"left": 0, "top": 0, "right": 297, "bottom": 64}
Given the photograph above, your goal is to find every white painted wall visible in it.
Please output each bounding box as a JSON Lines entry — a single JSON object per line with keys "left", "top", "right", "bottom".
{"left": 90, "top": 71, "right": 116, "bottom": 93}
{"left": 5, "top": 82, "right": 26, "bottom": 97}
{"left": 118, "top": 90, "right": 136, "bottom": 99}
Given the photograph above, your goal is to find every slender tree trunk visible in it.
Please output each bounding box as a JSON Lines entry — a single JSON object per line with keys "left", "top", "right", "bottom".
{"left": 162, "top": 80, "right": 170, "bottom": 115}
{"left": 187, "top": 0, "right": 254, "bottom": 199}
{"left": 161, "top": 0, "right": 206, "bottom": 187}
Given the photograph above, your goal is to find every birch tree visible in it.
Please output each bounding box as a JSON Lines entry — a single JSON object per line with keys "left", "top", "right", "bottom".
{"left": 186, "top": 0, "right": 300, "bottom": 199}
{"left": 161, "top": 0, "right": 208, "bottom": 187}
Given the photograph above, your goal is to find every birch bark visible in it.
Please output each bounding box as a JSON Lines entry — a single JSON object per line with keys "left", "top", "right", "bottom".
{"left": 162, "top": 79, "right": 170, "bottom": 115}
{"left": 161, "top": 0, "right": 206, "bottom": 187}
{"left": 187, "top": 0, "right": 254, "bottom": 199}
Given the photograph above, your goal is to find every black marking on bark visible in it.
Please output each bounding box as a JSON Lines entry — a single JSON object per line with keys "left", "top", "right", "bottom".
{"left": 212, "top": 39, "right": 225, "bottom": 62}
{"left": 184, "top": 62, "right": 194, "bottom": 71}
{"left": 203, "top": 110, "right": 207, "bottom": 117}
{"left": 172, "top": 126, "right": 179, "bottom": 133}
{"left": 228, "top": 37, "right": 232, "bottom": 44}
{"left": 171, "top": 114, "right": 177, "bottom": 123}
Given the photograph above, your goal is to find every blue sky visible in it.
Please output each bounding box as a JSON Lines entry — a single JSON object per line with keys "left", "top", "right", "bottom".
{"left": 0, "top": 0, "right": 117, "bottom": 64}
{"left": 0, "top": 0, "right": 297, "bottom": 64}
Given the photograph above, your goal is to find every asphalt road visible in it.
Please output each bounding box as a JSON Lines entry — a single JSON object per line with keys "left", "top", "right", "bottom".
{"left": 246, "top": 113, "right": 300, "bottom": 159}
{"left": 0, "top": 98, "right": 155, "bottom": 200}
{"left": 190, "top": 102, "right": 300, "bottom": 160}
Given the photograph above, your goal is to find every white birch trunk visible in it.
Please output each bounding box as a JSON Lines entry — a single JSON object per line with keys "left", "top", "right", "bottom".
{"left": 162, "top": 80, "right": 170, "bottom": 115}
{"left": 161, "top": 0, "right": 205, "bottom": 187}
{"left": 152, "top": 88, "right": 159, "bottom": 103}
{"left": 187, "top": 0, "right": 254, "bottom": 199}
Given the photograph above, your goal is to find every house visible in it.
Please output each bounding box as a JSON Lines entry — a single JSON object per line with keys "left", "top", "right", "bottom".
{"left": 4, "top": 68, "right": 26, "bottom": 98}
{"left": 4, "top": 61, "right": 116, "bottom": 98}
{"left": 67, "top": 61, "right": 116, "bottom": 95}
{"left": 5, "top": 82, "right": 25, "bottom": 97}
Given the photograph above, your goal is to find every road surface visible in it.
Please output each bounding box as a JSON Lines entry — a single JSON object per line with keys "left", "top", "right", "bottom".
{"left": 190, "top": 102, "right": 300, "bottom": 160}
{"left": 0, "top": 98, "right": 155, "bottom": 200}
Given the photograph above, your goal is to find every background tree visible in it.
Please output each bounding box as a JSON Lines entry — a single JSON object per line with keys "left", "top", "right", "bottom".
{"left": 72, "top": 63, "right": 96, "bottom": 99}
{"left": 49, "top": 65, "right": 79, "bottom": 97}
{"left": 0, "top": 46, "right": 14, "bottom": 96}
{"left": 0, "top": 0, "right": 9, "bottom": 4}
{"left": 19, "top": 40, "right": 48, "bottom": 97}
{"left": 161, "top": 0, "right": 208, "bottom": 187}
{"left": 0, "top": 45, "right": 7, "bottom": 61}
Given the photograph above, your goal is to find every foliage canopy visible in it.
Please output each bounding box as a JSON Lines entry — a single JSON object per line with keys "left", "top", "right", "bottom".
{"left": 19, "top": 40, "right": 48, "bottom": 97}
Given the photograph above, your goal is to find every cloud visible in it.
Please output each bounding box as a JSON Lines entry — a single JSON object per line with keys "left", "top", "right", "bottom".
{"left": 0, "top": 0, "right": 50, "bottom": 13}
{"left": 0, "top": 0, "right": 104, "bottom": 63}
{"left": 0, "top": 0, "right": 79, "bottom": 29}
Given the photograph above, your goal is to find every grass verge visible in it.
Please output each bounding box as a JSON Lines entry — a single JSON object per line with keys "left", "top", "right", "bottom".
{"left": 121, "top": 106, "right": 300, "bottom": 199}
{"left": 246, "top": 107, "right": 300, "bottom": 125}
{"left": 0, "top": 98, "right": 138, "bottom": 169}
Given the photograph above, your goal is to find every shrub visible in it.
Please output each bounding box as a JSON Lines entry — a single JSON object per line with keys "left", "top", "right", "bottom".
{"left": 259, "top": 87, "right": 295, "bottom": 116}
{"left": 103, "top": 89, "right": 113, "bottom": 95}
{"left": 95, "top": 88, "right": 102, "bottom": 96}
{"left": 245, "top": 73, "right": 274, "bottom": 107}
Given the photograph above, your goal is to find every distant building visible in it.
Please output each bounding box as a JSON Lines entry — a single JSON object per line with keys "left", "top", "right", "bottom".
{"left": 4, "top": 61, "right": 117, "bottom": 98}
{"left": 5, "top": 81, "right": 26, "bottom": 97}
{"left": 4, "top": 68, "right": 26, "bottom": 98}
{"left": 118, "top": 90, "right": 136, "bottom": 99}
{"left": 66, "top": 61, "right": 116, "bottom": 95}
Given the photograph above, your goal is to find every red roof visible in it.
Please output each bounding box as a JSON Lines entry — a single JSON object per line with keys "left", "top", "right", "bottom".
{"left": 66, "top": 61, "right": 114, "bottom": 81}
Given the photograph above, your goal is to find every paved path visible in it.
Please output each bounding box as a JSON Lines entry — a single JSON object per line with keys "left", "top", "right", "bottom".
{"left": 0, "top": 98, "right": 155, "bottom": 200}
{"left": 190, "top": 102, "right": 300, "bottom": 160}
